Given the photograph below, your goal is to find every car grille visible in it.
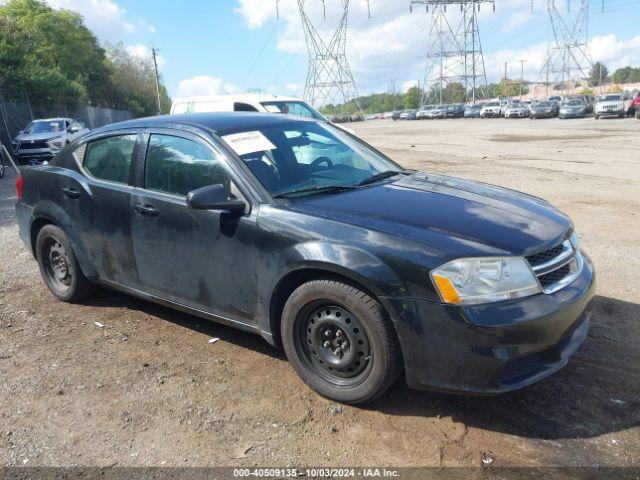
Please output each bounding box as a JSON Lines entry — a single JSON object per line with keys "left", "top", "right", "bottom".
{"left": 500, "top": 353, "right": 545, "bottom": 384}
{"left": 20, "top": 140, "right": 49, "bottom": 150}
{"left": 525, "top": 236, "right": 583, "bottom": 294}
{"left": 525, "top": 243, "right": 565, "bottom": 267}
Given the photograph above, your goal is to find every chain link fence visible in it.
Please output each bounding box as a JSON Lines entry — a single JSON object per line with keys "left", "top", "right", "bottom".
{"left": 0, "top": 98, "right": 133, "bottom": 153}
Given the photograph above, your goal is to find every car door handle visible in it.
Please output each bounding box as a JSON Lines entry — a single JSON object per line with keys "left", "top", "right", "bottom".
{"left": 134, "top": 204, "right": 159, "bottom": 217}
{"left": 61, "top": 187, "right": 80, "bottom": 199}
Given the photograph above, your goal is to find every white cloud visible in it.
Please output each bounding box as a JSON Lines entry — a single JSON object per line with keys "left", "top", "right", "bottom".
{"left": 175, "top": 76, "right": 242, "bottom": 98}
{"left": 45, "top": 0, "right": 155, "bottom": 41}
{"left": 401, "top": 80, "right": 419, "bottom": 92}
{"left": 285, "top": 83, "right": 303, "bottom": 94}
{"left": 124, "top": 44, "right": 167, "bottom": 69}
{"left": 235, "top": 0, "right": 279, "bottom": 29}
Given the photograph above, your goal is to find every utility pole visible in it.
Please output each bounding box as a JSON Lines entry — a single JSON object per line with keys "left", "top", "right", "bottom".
{"left": 503, "top": 62, "right": 508, "bottom": 97}
{"left": 410, "top": 0, "right": 495, "bottom": 105}
{"left": 151, "top": 46, "right": 162, "bottom": 115}
{"left": 541, "top": 0, "right": 593, "bottom": 91}
{"left": 519, "top": 59, "right": 526, "bottom": 99}
{"left": 294, "top": 0, "right": 363, "bottom": 116}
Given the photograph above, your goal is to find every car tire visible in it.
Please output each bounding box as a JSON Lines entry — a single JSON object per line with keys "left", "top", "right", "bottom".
{"left": 281, "top": 279, "right": 402, "bottom": 405}
{"left": 594, "top": 115, "right": 599, "bottom": 120}
{"left": 36, "top": 224, "right": 96, "bottom": 302}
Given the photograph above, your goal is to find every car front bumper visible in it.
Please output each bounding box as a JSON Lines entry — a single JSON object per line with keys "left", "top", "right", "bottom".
{"left": 560, "top": 111, "right": 585, "bottom": 118}
{"left": 596, "top": 108, "right": 625, "bottom": 116}
{"left": 382, "top": 252, "right": 595, "bottom": 394}
{"left": 481, "top": 111, "right": 500, "bottom": 117}
{"left": 15, "top": 148, "right": 55, "bottom": 164}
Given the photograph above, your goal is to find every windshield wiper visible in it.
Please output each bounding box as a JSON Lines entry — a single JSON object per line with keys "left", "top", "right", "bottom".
{"left": 357, "top": 170, "right": 408, "bottom": 187}
{"left": 274, "top": 184, "right": 358, "bottom": 199}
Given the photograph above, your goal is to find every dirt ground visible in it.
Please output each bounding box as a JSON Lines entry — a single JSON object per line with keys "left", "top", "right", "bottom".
{"left": 0, "top": 117, "right": 639, "bottom": 469}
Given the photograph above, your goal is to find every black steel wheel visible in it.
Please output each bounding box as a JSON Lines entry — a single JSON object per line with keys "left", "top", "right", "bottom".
{"left": 36, "top": 224, "right": 95, "bottom": 302}
{"left": 281, "top": 280, "right": 402, "bottom": 404}
{"left": 296, "top": 303, "right": 372, "bottom": 386}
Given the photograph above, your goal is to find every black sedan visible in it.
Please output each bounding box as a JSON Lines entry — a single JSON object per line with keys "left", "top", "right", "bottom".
{"left": 530, "top": 101, "right": 557, "bottom": 119}
{"left": 15, "top": 113, "right": 595, "bottom": 404}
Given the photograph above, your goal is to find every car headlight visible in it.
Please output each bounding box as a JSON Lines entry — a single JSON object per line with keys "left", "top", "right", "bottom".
{"left": 430, "top": 257, "right": 541, "bottom": 305}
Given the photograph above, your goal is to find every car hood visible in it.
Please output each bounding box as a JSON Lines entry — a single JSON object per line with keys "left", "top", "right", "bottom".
{"left": 15, "top": 132, "right": 64, "bottom": 142}
{"left": 284, "top": 172, "right": 571, "bottom": 255}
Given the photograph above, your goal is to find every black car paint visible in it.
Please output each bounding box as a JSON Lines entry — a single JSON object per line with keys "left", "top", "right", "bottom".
{"left": 15, "top": 113, "right": 595, "bottom": 394}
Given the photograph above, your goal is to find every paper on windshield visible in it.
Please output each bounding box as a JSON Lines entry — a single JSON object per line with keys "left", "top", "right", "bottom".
{"left": 222, "top": 131, "right": 276, "bottom": 156}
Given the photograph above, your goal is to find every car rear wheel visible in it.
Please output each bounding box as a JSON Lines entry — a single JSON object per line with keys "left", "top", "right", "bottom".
{"left": 281, "top": 280, "right": 402, "bottom": 404}
{"left": 36, "top": 225, "right": 95, "bottom": 302}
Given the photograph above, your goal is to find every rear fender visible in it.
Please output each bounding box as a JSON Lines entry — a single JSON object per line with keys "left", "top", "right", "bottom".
{"left": 31, "top": 200, "right": 98, "bottom": 279}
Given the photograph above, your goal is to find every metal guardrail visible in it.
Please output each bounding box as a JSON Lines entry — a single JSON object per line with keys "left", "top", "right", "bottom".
{"left": 1, "top": 144, "right": 20, "bottom": 177}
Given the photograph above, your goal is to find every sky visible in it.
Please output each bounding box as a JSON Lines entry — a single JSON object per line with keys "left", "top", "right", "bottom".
{"left": 43, "top": 0, "right": 640, "bottom": 100}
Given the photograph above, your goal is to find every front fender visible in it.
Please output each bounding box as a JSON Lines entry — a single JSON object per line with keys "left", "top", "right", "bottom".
{"left": 256, "top": 240, "right": 408, "bottom": 342}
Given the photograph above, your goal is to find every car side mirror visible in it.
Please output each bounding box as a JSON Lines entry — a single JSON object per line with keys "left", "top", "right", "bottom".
{"left": 69, "top": 127, "right": 79, "bottom": 133}
{"left": 186, "top": 184, "right": 245, "bottom": 215}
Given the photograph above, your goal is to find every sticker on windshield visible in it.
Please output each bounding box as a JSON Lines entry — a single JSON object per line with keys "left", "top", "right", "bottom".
{"left": 222, "top": 131, "right": 277, "bottom": 156}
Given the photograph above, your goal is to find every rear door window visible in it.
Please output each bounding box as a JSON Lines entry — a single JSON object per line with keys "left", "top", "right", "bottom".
{"left": 83, "top": 135, "right": 137, "bottom": 184}
{"left": 144, "top": 134, "right": 231, "bottom": 197}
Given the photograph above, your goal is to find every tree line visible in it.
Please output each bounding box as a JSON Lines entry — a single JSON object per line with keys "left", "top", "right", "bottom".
{"left": 0, "top": 0, "right": 171, "bottom": 117}
{"left": 321, "top": 78, "right": 530, "bottom": 115}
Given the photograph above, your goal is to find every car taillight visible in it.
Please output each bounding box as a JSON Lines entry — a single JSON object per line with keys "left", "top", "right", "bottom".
{"left": 16, "top": 175, "right": 22, "bottom": 200}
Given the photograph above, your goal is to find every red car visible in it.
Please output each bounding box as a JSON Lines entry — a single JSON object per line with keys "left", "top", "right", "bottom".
{"left": 630, "top": 93, "right": 640, "bottom": 116}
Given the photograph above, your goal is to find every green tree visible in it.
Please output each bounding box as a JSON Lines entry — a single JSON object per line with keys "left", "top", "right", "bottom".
{"left": 0, "top": 0, "right": 114, "bottom": 107}
{"left": 589, "top": 62, "right": 608, "bottom": 86}
{"left": 404, "top": 86, "right": 422, "bottom": 109}
{"left": 105, "top": 43, "right": 171, "bottom": 116}
{"left": 612, "top": 66, "right": 640, "bottom": 84}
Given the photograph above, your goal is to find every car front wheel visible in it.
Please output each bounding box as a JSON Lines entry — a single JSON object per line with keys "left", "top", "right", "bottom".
{"left": 281, "top": 280, "right": 402, "bottom": 404}
{"left": 36, "top": 224, "right": 95, "bottom": 302}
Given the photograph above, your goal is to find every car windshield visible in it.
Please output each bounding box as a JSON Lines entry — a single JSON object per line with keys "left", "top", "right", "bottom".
{"left": 219, "top": 121, "right": 404, "bottom": 197}
{"left": 564, "top": 100, "right": 583, "bottom": 106}
{"left": 598, "top": 95, "right": 622, "bottom": 102}
{"left": 24, "top": 120, "right": 64, "bottom": 134}
{"left": 536, "top": 102, "right": 552, "bottom": 107}
{"left": 486, "top": 102, "right": 500, "bottom": 107}
{"left": 466, "top": 105, "right": 481, "bottom": 110}
{"left": 260, "top": 101, "right": 327, "bottom": 121}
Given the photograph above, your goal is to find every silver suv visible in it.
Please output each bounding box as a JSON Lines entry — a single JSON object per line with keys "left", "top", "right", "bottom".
{"left": 12, "top": 118, "right": 89, "bottom": 165}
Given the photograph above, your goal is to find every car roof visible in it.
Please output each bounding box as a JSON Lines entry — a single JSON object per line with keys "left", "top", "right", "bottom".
{"left": 92, "top": 112, "right": 317, "bottom": 135}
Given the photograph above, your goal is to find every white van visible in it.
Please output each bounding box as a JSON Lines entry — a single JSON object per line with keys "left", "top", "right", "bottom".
{"left": 170, "top": 94, "right": 328, "bottom": 121}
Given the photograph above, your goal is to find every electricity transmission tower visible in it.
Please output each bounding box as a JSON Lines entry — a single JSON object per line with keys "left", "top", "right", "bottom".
{"left": 410, "top": 0, "right": 494, "bottom": 105}
{"left": 295, "top": 0, "right": 362, "bottom": 115}
{"left": 541, "top": 0, "right": 593, "bottom": 93}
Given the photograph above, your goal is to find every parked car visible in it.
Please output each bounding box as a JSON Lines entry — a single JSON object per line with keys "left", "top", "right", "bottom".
{"left": 530, "top": 101, "right": 557, "bottom": 119}
{"left": 423, "top": 105, "right": 447, "bottom": 119}
{"left": 628, "top": 92, "right": 640, "bottom": 117}
{"left": 480, "top": 101, "right": 502, "bottom": 118}
{"left": 594, "top": 94, "right": 626, "bottom": 119}
{"left": 504, "top": 103, "right": 528, "bottom": 118}
{"left": 399, "top": 109, "right": 418, "bottom": 120}
{"left": 171, "top": 94, "right": 328, "bottom": 121}
{"left": 416, "top": 105, "right": 435, "bottom": 119}
{"left": 548, "top": 95, "right": 562, "bottom": 103}
{"left": 15, "top": 112, "right": 595, "bottom": 404}
{"left": 391, "top": 110, "right": 404, "bottom": 121}
{"left": 559, "top": 99, "right": 587, "bottom": 119}
{"left": 12, "top": 118, "right": 89, "bottom": 166}
{"left": 443, "top": 104, "right": 464, "bottom": 118}
{"left": 463, "top": 104, "right": 482, "bottom": 118}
